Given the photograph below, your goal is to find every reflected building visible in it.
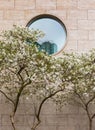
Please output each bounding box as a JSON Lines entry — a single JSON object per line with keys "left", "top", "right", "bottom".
{"left": 41, "top": 41, "right": 57, "bottom": 54}
{"left": 30, "top": 41, "right": 57, "bottom": 55}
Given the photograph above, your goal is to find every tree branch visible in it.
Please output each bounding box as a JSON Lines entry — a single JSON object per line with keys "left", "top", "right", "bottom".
{"left": 74, "top": 90, "right": 86, "bottom": 110}
{"left": 31, "top": 88, "right": 64, "bottom": 130}
{"left": 14, "top": 79, "right": 31, "bottom": 114}
{"left": 36, "top": 88, "right": 64, "bottom": 122}
{"left": 86, "top": 94, "right": 95, "bottom": 107}
{"left": 0, "top": 89, "right": 15, "bottom": 105}
{"left": 91, "top": 113, "right": 95, "bottom": 119}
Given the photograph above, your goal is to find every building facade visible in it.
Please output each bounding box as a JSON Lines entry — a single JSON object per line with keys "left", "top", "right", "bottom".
{"left": 0, "top": 0, "right": 95, "bottom": 130}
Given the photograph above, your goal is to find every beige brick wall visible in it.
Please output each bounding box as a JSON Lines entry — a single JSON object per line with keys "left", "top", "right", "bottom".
{"left": 0, "top": 0, "right": 95, "bottom": 130}
{"left": 0, "top": 0, "right": 95, "bottom": 53}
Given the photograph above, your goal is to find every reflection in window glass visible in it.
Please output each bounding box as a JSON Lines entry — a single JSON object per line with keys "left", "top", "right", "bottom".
{"left": 27, "top": 16, "right": 67, "bottom": 55}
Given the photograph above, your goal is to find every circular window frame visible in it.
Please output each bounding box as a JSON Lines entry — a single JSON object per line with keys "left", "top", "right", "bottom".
{"left": 26, "top": 14, "right": 67, "bottom": 55}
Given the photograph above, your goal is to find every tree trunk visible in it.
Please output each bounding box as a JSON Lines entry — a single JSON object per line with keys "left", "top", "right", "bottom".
{"left": 89, "top": 119, "right": 92, "bottom": 130}
{"left": 10, "top": 114, "right": 16, "bottom": 130}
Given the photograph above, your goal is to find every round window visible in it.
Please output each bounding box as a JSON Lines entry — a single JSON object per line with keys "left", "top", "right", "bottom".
{"left": 27, "top": 14, "right": 67, "bottom": 55}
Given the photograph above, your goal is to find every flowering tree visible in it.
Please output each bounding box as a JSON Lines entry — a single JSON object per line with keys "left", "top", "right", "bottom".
{"left": 53, "top": 51, "right": 95, "bottom": 130}
{"left": 0, "top": 26, "right": 66, "bottom": 130}
{"left": 62, "top": 51, "right": 95, "bottom": 130}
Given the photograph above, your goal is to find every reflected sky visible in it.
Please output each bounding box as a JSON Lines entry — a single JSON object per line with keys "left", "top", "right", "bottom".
{"left": 29, "top": 18, "right": 67, "bottom": 52}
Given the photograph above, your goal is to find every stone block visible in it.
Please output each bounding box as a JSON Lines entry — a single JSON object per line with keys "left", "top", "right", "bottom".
{"left": 15, "top": 0, "right": 35, "bottom": 10}
{"left": 88, "top": 10, "right": 95, "bottom": 20}
{"left": 1, "top": 126, "right": 13, "bottom": 130}
{"left": 79, "top": 125, "right": 89, "bottom": 130}
{"left": 89, "top": 31, "right": 95, "bottom": 40}
{"left": 56, "top": 125, "right": 80, "bottom": 130}
{"left": 16, "top": 103, "right": 34, "bottom": 115}
{"left": 78, "top": 0, "right": 95, "bottom": 9}
{"left": 0, "top": 10, "right": 4, "bottom": 20}
{"left": 64, "top": 40, "right": 78, "bottom": 52}
{"left": 14, "top": 20, "right": 27, "bottom": 26}
{"left": 1, "top": 115, "right": 11, "bottom": 126}
{"left": 67, "top": 9, "right": 87, "bottom": 20}
{"left": 0, "top": 0, "right": 14, "bottom": 9}
{"left": 64, "top": 19, "right": 78, "bottom": 29}
{"left": 41, "top": 102, "right": 56, "bottom": 115}
{"left": 56, "top": 104, "right": 79, "bottom": 114}
{"left": 67, "top": 114, "right": 88, "bottom": 126}
{"left": 36, "top": 0, "right": 56, "bottom": 10}
{"left": 16, "top": 126, "right": 30, "bottom": 130}
{"left": 68, "top": 30, "right": 78, "bottom": 40}
{"left": 46, "top": 10, "right": 67, "bottom": 20}
{"left": 0, "top": 103, "right": 12, "bottom": 115}
{"left": 68, "top": 30, "right": 88, "bottom": 40}
{"left": 4, "top": 10, "right": 24, "bottom": 20}
{"left": 24, "top": 9, "right": 46, "bottom": 20}
{"left": 57, "top": 0, "right": 78, "bottom": 9}
{"left": 78, "top": 20, "right": 95, "bottom": 30}
{"left": 77, "top": 40, "right": 95, "bottom": 52}
{"left": 15, "top": 115, "right": 26, "bottom": 126}
{"left": 45, "top": 115, "right": 68, "bottom": 126}
{"left": 77, "top": 30, "right": 89, "bottom": 40}
{"left": 0, "top": 20, "right": 14, "bottom": 31}
{"left": 37, "top": 126, "right": 57, "bottom": 130}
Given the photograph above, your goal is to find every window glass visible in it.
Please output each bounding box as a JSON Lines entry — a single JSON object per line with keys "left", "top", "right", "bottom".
{"left": 27, "top": 15, "right": 67, "bottom": 55}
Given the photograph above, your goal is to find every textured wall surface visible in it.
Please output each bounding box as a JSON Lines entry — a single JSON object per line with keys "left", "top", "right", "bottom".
{"left": 0, "top": 0, "right": 95, "bottom": 130}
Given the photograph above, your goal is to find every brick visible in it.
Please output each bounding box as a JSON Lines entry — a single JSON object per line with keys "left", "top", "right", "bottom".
{"left": 16, "top": 103, "right": 35, "bottom": 115}
{"left": 56, "top": 104, "right": 79, "bottom": 114}
{"left": 67, "top": 114, "right": 88, "bottom": 126}
{"left": 68, "top": 30, "right": 88, "bottom": 40}
{"left": 78, "top": 0, "right": 95, "bottom": 9}
{"left": 78, "top": 20, "right": 95, "bottom": 30}
{"left": 45, "top": 115, "right": 68, "bottom": 126}
{"left": 78, "top": 107, "right": 87, "bottom": 114}
{"left": 14, "top": 20, "right": 27, "bottom": 26}
{"left": 68, "top": 30, "right": 78, "bottom": 40}
{"left": 0, "top": 103, "right": 12, "bottom": 115}
{"left": 2, "top": 114, "right": 33, "bottom": 126}
{"left": 1, "top": 126, "right": 13, "bottom": 130}
{"left": 24, "top": 10, "right": 46, "bottom": 20}
{"left": 68, "top": 115, "right": 79, "bottom": 126}
{"left": 89, "top": 31, "right": 95, "bottom": 40}
{"left": 64, "top": 40, "right": 78, "bottom": 52}
{"left": 15, "top": 115, "right": 45, "bottom": 127}
{"left": 0, "top": 0, "right": 14, "bottom": 9}
{"left": 77, "top": 30, "right": 89, "bottom": 40}
{"left": 57, "top": 125, "right": 79, "bottom": 130}
{"left": 1, "top": 115, "right": 11, "bottom": 126}
{"left": 0, "top": 20, "right": 14, "bottom": 31}
{"left": 46, "top": 10, "right": 67, "bottom": 20}
{"left": 67, "top": 9, "right": 87, "bottom": 20}
{"left": 4, "top": 10, "right": 24, "bottom": 20}
{"left": 79, "top": 115, "right": 89, "bottom": 126}
{"left": 15, "top": 115, "right": 26, "bottom": 126}
{"left": 16, "top": 126, "right": 30, "bottom": 130}
{"left": 45, "top": 115, "right": 58, "bottom": 126}
{"left": 64, "top": 20, "right": 78, "bottom": 29}
{"left": 57, "top": 0, "right": 78, "bottom": 9}
{"left": 37, "top": 126, "right": 57, "bottom": 130}
{"left": 77, "top": 40, "right": 95, "bottom": 52}
{"left": 88, "top": 10, "right": 95, "bottom": 20}
{"left": 0, "top": 10, "right": 4, "bottom": 20}
{"left": 79, "top": 125, "right": 89, "bottom": 130}
{"left": 15, "top": 0, "right": 35, "bottom": 10}
{"left": 41, "top": 102, "right": 56, "bottom": 115}
{"left": 36, "top": 0, "right": 56, "bottom": 10}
